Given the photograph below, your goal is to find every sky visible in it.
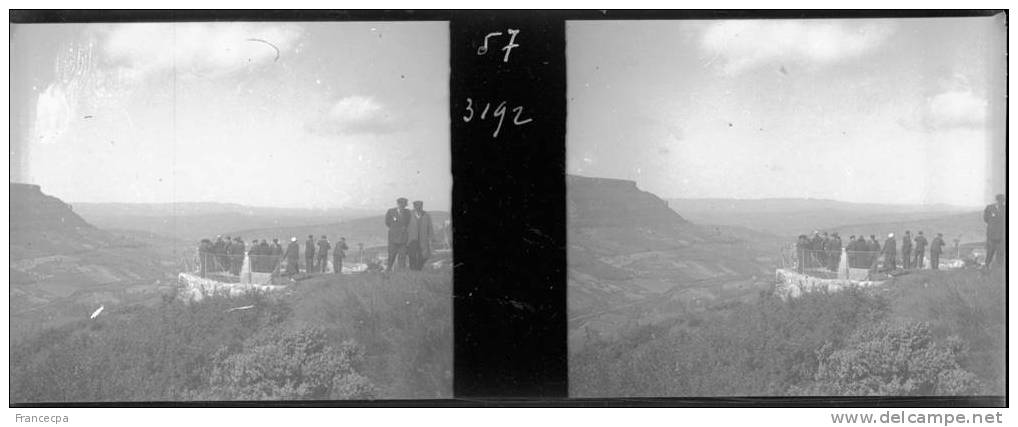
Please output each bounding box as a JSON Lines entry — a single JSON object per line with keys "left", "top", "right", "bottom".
{"left": 10, "top": 22, "right": 450, "bottom": 210}
{"left": 567, "top": 17, "right": 1006, "bottom": 207}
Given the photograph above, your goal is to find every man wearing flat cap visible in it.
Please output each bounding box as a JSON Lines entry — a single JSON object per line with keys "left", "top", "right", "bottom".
{"left": 385, "top": 197, "right": 412, "bottom": 272}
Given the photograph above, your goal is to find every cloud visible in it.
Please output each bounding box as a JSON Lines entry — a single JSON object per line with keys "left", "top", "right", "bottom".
{"left": 899, "top": 74, "right": 989, "bottom": 132}
{"left": 101, "top": 23, "right": 303, "bottom": 79}
{"left": 308, "top": 95, "right": 402, "bottom": 135}
{"left": 925, "top": 90, "right": 987, "bottom": 130}
{"left": 700, "top": 21, "right": 894, "bottom": 74}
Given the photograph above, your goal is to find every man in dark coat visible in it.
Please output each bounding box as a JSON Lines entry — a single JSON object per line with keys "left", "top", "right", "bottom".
{"left": 984, "top": 194, "right": 1006, "bottom": 269}
{"left": 262, "top": 240, "right": 274, "bottom": 275}
{"left": 828, "top": 232, "right": 842, "bottom": 271}
{"left": 224, "top": 236, "right": 235, "bottom": 273}
{"left": 304, "top": 234, "right": 316, "bottom": 274}
{"left": 808, "top": 232, "right": 823, "bottom": 269}
{"left": 385, "top": 197, "right": 412, "bottom": 272}
{"left": 230, "top": 237, "right": 245, "bottom": 275}
{"left": 883, "top": 233, "right": 897, "bottom": 271}
{"left": 248, "top": 239, "right": 260, "bottom": 272}
{"left": 212, "top": 235, "right": 226, "bottom": 273}
{"left": 316, "top": 235, "right": 331, "bottom": 273}
{"left": 901, "top": 231, "right": 913, "bottom": 269}
{"left": 818, "top": 232, "right": 826, "bottom": 264}
{"left": 333, "top": 237, "right": 349, "bottom": 274}
{"left": 846, "top": 236, "right": 857, "bottom": 268}
{"left": 848, "top": 236, "right": 869, "bottom": 268}
{"left": 407, "top": 200, "right": 434, "bottom": 271}
{"left": 913, "top": 231, "right": 928, "bottom": 269}
{"left": 867, "top": 235, "right": 881, "bottom": 269}
{"left": 930, "top": 233, "right": 946, "bottom": 270}
{"left": 284, "top": 237, "right": 300, "bottom": 276}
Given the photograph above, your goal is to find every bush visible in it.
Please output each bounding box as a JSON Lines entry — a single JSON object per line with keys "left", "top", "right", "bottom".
{"left": 571, "top": 269, "right": 1003, "bottom": 397}
{"left": 198, "top": 326, "right": 375, "bottom": 400}
{"left": 884, "top": 269, "right": 1005, "bottom": 394}
{"left": 11, "top": 269, "right": 452, "bottom": 402}
{"left": 795, "top": 321, "right": 983, "bottom": 396}
{"left": 10, "top": 292, "right": 291, "bottom": 402}
{"left": 570, "top": 288, "right": 889, "bottom": 397}
{"left": 288, "top": 270, "right": 453, "bottom": 398}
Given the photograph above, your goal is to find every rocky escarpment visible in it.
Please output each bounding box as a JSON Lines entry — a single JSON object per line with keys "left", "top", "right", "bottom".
{"left": 567, "top": 174, "right": 779, "bottom": 352}
{"left": 9, "top": 184, "right": 172, "bottom": 308}
{"left": 568, "top": 175, "right": 687, "bottom": 229}
{"left": 11, "top": 183, "right": 92, "bottom": 232}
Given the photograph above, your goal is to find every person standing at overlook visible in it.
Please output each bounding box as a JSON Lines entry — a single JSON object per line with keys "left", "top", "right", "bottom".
{"left": 883, "top": 233, "right": 897, "bottom": 271}
{"left": 983, "top": 194, "right": 1006, "bottom": 269}
{"left": 385, "top": 197, "right": 412, "bottom": 272}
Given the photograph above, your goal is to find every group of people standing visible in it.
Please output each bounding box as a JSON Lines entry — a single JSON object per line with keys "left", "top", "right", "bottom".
{"left": 793, "top": 193, "right": 1008, "bottom": 274}
{"left": 285, "top": 234, "right": 349, "bottom": 276}
{"left": 385, "top": 197, "right": 435, "bottom": 271}
{"left": 197, "top": 234, "right": 348, "bottom": 278}
{"left": 197, "top": 235, "right": 279, "bottom": 276}
{"left": 195, "top": 197, "right": 441, "bottom": 278}
{"left": 795, "top": 230, "right": 948, "bottom": 273}
{"left": 871, "top": 230, "right": 948, "bottom": 271}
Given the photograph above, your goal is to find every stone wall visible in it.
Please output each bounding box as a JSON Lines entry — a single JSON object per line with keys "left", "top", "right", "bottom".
{"left": 177, "top": 272, "right": 286, "bottom": 302}
{"left": 774, "top": 268, "right": 885, "bottom": 299}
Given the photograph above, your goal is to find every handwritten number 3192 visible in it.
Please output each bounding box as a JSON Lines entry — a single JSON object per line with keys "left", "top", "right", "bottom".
{"left": 462, "top": 98, "right": 533, "bottom": 138}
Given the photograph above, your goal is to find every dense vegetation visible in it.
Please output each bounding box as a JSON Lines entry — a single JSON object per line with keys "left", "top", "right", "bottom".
{"left": 571, "top": 268, "right": 1004, "bottom": 397}
{"left": 10, "top": 270, "right": 451, "bottom": 402}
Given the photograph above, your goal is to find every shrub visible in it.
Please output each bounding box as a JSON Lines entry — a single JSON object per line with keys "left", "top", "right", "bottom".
{"left": 288, "top": 270, "right": 453, "bottom": 398}
{"left": 570, "top": 288, "right": 889, "bottom": 397}
{"left": 198, "top": 326, "right": 375, "bottom": 400}
{"left": 11, "top": 292, "right": 293, "bottom": 402}
{"left": 795, "top": 321, "right": 983, "bottom": 396}
{"left": 11, "top": 269, "right": 452, "bottom": 402}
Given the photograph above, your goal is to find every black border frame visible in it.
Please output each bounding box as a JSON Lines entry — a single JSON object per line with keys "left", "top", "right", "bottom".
{"left": 8, "top": 9, "right": 1008, "bottom": 408}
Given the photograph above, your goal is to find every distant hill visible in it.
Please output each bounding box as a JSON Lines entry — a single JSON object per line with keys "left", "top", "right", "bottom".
{"left": 667, "top": 197, "right": 975, "bottom": 239}
{"left": 831, "top": 211, "right": 986, "bottom": 245}
{"left": 568, "top": 175, "right": 779, "bottom": 350}
{"left": 10, "top": 184, "right": 182, "bottom": 336}
{"left": 228, "top": 211, "right": 452, "bottom": 250}
{"left": 72, "top": 202, "right": 378, "bottom": 243}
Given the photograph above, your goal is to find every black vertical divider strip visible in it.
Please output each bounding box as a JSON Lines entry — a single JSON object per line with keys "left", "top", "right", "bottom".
{"left": 450, "top": 14, "right": 567, "bottom": 398}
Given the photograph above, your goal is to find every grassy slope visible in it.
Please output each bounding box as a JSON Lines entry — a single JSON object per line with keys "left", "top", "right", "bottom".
{"left": 570, "top": 267, "right": 1005, "bottom": 397}
{"left": 879, "top": 268, "right": 1006, "bottom": 394}
{"left": 10, "top": 268, "right": 452, "bottom": 402}
{"left": 287, "top": 270, "right": 453, "bottom": 398}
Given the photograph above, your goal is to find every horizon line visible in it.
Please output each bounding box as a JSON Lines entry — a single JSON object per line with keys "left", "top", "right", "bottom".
{"left": 567, "top": 173, "right": 988, "bottom": 209}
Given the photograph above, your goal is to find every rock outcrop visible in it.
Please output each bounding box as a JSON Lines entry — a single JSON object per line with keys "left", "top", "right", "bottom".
{"left": 10, "top": 183, "right": 92, "bottom": 232}
{"left": 9, "top": 184, "right": 171, "bottom": 313}
{"left": 568, "top": 175, "right": 687, "bottom": 228}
